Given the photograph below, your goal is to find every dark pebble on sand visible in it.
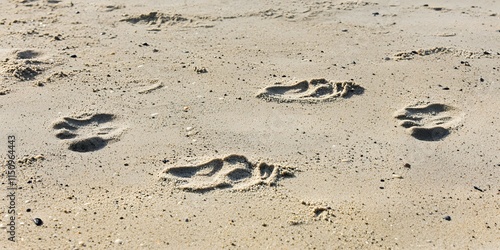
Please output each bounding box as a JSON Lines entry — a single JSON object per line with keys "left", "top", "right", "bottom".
{"left": 70, "top": 55, "right": 77, "bottom": 58}
{"left": 480, "top": 77, "right": 484, "bottom": 82}
{"left": 372, "top": 12, "right": 379, "bottom": 16}
{"left": 442, "top": 87, "right": 449, "bottom": 90}
{"left": 26, "top": 208, "right": 31, "bottom": 212}
{"left": 443, "top": 215, "right": 451, "bottom": 221}
{"left": 473, "top": 186, "right": 484, "bottom": 192}
{"left": 33, "top": 218, "right": 43, "bottom": 226}
{"left": 162, "top": 159, "right": 169, "bottom": 164}
{"left": 404, "top": 163, "right": 411, "bottom": 169}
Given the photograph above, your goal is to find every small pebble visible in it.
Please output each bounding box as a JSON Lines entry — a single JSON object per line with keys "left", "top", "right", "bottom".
{"left": 186, "top": 127, "right": 193, "bottom": 131}
{"left": 443, "top": 215, "right": 451, "bottom": 221}
{"left": 392, "top": 174, "right": 403, "bottom": 179}
{"left": 115, "top": 239, "right": 123, "bottom": 244}
{"left": 183, "top": 106, "right": 189, "bottom": 112}
{"left": 33, "top": 218, "right": 43, "bottom": 226}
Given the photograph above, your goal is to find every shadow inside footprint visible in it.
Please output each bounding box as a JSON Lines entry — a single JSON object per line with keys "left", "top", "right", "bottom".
{"left": 258, "top": 163, "right": 275, "bottom": 179}
{"left": 265, "top": 80, "right": 310, "bottom": 95}
{"left": 55, "top": 130, "right": 77, "bottom": 139}
{"left": 16, "top": 50, "right": 41, "bottom": 60}
{"left": 166, "top": 159, "right": 223, "bottom": 178}
{"left": 63, "top": 113, "right": 115, "bottom": 126}
{"left": 410, "top": 127, "right": 449, "bottom": 141}
{"left": 53, "top": 122, "right": 78, "bottom": 130}
{"left": 68, "top": 137, "right": 108, "bottom": 152}
{"left": 226, "top": 168, "right": 252, "bottom": 181}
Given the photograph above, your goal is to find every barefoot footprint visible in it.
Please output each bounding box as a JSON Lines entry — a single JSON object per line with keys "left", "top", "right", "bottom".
{"left": 394, "top": 103, "right": 463, "bottom": 141}
{"left": 256, "top": 78, "right": 363, "bottom": 103}
{"left": 52, "top": 113, "right": 125, "bottom": 152}
{"left": 160, "top": 154, "right": 294, "bottom": 192}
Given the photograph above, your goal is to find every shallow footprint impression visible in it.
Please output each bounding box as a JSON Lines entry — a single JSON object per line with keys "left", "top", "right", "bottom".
{"left": 160, "top": 154, "right": 294, "bottom": 192}
{"left": 256, "top": 78, "right": 363, "bottom": 103}
{"left": 52, "top": 113, "right": 125, "bottom": 152}
{"left": 394, "top": 103, "right": 463, "bottom": 141}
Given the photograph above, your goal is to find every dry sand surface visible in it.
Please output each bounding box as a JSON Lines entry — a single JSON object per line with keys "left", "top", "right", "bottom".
{"left": 0, "top": 0, "right": 499, "bottom": 249}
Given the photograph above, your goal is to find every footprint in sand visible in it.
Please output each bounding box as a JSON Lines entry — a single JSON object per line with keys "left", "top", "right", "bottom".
{"left": 394, "top": 103, "right": 463, "bottom": 141}
{"left": 391, "top": 47, "right": 498, "bottom": 61}
{"left": 160, "top": 154, "right": 294, "bottom": 192}
{"left": 52, "top": 113, "right": 125, "bottom": 152}
{"left": 120, "top": 12, "right": 217, "bottom": 29}
{"left": 0, "top": 49, "right": 63, "bottom": 82}
{"left": 256, "top": 78, "right": 363, "bottom": 103}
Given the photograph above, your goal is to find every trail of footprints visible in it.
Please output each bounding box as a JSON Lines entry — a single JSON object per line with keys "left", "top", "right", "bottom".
{"left": 394, "top": 103, "right": 463, "bottom": 141}
{"left": 160, "top": 154, "right": 294, "bottom": 192}
{"left": 52, "top": 113, "right": 125, "bottom": 153}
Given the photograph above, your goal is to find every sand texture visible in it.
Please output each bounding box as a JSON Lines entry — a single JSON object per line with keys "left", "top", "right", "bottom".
{"left": 0, "top": 0, "right": 499, "bottom": 249}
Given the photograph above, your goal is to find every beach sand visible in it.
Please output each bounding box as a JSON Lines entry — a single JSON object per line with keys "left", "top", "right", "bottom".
{"left": 0, "top": 0, "right": 499, "bottom": 249}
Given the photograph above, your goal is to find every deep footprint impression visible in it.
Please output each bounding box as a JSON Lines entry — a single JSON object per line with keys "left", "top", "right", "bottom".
{"left": 52, "top": 113, "right": 125, "bottom": 152}
{"left": 160, "top": 154, "right": 294, "bottom": 192}
{"left": 256, "top": 78, "right": 363, "bottom": 103}
{"left": 394, "top": 103, "right": 462, "bottom": 141}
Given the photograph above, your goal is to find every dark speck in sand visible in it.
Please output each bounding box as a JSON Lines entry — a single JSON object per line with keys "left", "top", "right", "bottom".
{"left": 33, "top": 218, "right": 43, "bottom": 226}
